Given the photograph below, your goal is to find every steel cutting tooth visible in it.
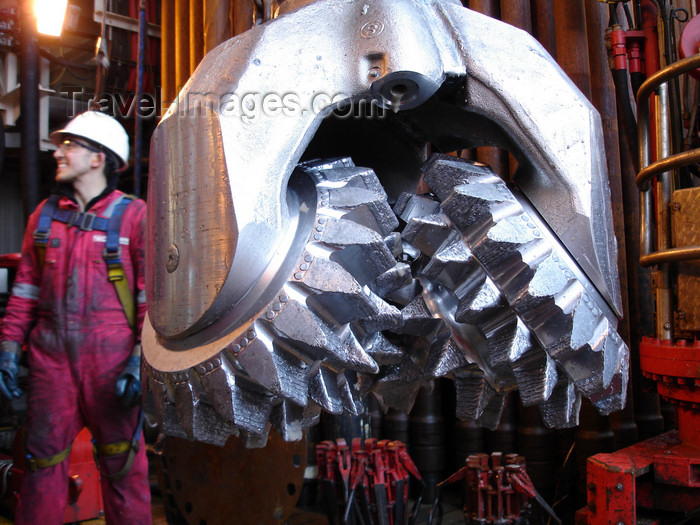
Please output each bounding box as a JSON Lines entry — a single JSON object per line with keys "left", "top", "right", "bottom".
{"left": 234, "top": 334, "right": 310, "bottom": 407}
{"left": 196, "top": 356, "right": 239, "bottom": 426}
{"left": 356, "top": 293, "right": 403, "bottom": 333}
{"left": 325, "top": 186, "right": 399, "bottom": 237}
{"left": 370, "top": 262, "right": 413, "bottom": 298}
{"left": 338, "top": 371, "right": 365, "bottom": 416}
{"left": 397, "top": 295, "right": 443, "bottom": 336}
{"left": 371, "top": 354, "right": 426, "bottom": 413}
{"left": 302, "top": 257, "right": 386, "bottom": 324}
{"left": 422, "top": 238, "right": 475, "bottom": 289}
{"left": 228, "top": 380, "right": 275, "bottom": 436}
{"left": 453, "top": 365, "right": 495, "bottom": 421}
{"left": 538, "top": 380, "right": 582, "bottom": 428}
{"left": 171, "top": 371, "right": 202, "bottom": 440}
{"left": 308, "top": 364, "right": 344, "bottom": 415}
{"left": 146, "top": 368, "right": 166, "bottom": 426}
{"left": 394, "top": 192, "right": 442, "bottom": 223}
{"left": 511, "top": 350, "right": 558, "bottom": 407}
{"left": 162, "top": 399, "right": 238, "bottom": 447}
{"left": 271, "top": 400, "right": 304, "bottom": 442}
{"left": 359, "top": 331, "right": 404, "bottom": 366}
{"left": 454, "top": 275, "right": 506, "bottom": 326}
{"left": 270, "top": 297, "right": 378, "bottom": 374}
{"left": 302, "top": 402, "right": 323, "bottom": 428}
{"left": 586, "top": 333, "right": 629, "bottom": 414}
{"left": 475, "top": 391, "right": 507, "bottom": 430}
{"left": 240, "top": 430, "right": 270, "bottom": 449}
{"left": 401, "top": 214, "right": 452, "bottom": 257}
{"left": 321, "top": 218, "right": 397, "bottom": 286}
{"left": 422, "top": 156, "right": 501, "bottom": 201}
{"left": 425, "top": 337, "right": 470, "bottom": 377}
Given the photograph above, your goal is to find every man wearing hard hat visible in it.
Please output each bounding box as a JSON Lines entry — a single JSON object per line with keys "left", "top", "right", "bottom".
{"left": 0, "top": 111, "right": 151, "bottom": 523}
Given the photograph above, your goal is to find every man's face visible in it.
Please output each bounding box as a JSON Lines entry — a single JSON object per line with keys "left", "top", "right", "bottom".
{"left": 52, "top": 137, "right": 102, "bottom": 183}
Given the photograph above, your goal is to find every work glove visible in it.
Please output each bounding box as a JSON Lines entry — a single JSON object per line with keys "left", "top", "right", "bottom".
{"left": 115, "top": 344, "right": 142, "bottom": 408}
{"left": 0, "top": 341, "right": 22, "bottom": 400}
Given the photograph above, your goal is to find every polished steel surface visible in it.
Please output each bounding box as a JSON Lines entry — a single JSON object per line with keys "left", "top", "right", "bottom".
{"left": 143, "top": 0, "right": 629, "bottom": 445}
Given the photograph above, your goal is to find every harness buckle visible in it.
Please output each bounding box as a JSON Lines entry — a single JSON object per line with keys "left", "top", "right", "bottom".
{"left": 32, "top": 230, "right": 50, "bottom": 244}
{"left": 103, "top": 246, "right": 122, "bottom": 261}
{"left": 79, "top": 212, "right": 97, "bottom": 231}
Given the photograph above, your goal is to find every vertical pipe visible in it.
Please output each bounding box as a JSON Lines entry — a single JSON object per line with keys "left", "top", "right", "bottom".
{"left": 531, "top": 0, "right": 557, "bottom": 58}
{"left": 486, "top": 393, "right": 518, "bottom": 455}
{"left": 134, "top": 0, "right": 146, "bottom": 197}
{"left": 517, "top": 405, "right": 557, "bottom": 506}
{"left": 500, "top": 0, "right": 532, "bottom": 34}
{"left": 189, "top": 0, "right": 204, "bottom": 75}
{"left": 409, "top": 384, "right": 445, "bottom": 502}
{"left": 161, "top": 0, "right": 176, "bottom": 111}
{"left": 204, "top": 0, "right": 232, "bottom": 54}
{"left": 233, "top": 0, "right": 256, "bottom": 37}
{"left": 654, "top": 83, "right": 674, "bottom": 341}
{"left": 174, "top": 0, "right": 190, "bottom": 92}
{"left": 468, "top": 0, "right": 499, "bottom": 18}
{"left": 20, "top": 1, "right": 40, "bottom": 220}
{"left": 553, "top": 0, "right": 593, "bottom": 100}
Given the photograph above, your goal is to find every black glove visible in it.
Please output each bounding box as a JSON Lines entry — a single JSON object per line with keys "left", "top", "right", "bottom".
{"left": 0, "top": 341, "right": 22, "bottom": 400}
{"left": 115, "top": 344, "right": 142, "bottom": 408}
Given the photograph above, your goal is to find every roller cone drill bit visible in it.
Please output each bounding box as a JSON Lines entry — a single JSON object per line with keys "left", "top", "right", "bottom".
{"left": 143, "top": 0, "right": 629, "bottom": 446}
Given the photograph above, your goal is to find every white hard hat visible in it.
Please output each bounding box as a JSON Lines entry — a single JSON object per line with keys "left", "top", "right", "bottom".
{"left": 50, "top": 111, "right": 130, "bottom": 170}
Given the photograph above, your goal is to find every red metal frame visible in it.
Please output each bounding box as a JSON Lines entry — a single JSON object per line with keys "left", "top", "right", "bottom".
{"left": 578, "top": 338, "right": 700, "bottom": 524}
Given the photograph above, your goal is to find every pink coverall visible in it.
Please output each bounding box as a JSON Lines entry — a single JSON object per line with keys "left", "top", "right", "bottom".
{"left": 1, "top": 189, "right": 151, "bottom": 524}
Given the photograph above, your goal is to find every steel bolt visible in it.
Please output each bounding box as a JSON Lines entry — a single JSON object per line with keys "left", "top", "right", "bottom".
{"left": 615, "top": 482, "right": 623, "bottom": 491}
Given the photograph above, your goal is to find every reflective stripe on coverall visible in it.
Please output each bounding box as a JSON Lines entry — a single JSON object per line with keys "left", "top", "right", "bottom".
{"left": 2, "top": 190, "right": 151, "bottom": 524}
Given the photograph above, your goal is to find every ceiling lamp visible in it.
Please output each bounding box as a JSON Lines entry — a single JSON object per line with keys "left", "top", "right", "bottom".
{"left": 34, "top": 0, "right": 69, "bottom": 37}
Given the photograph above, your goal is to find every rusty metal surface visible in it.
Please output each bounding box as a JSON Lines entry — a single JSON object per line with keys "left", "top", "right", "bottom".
{"left": 161, "top": 430, "right": 307, "bottom": 525}
{"left": 672, "top": 187, "right": 700, "bottom": 332}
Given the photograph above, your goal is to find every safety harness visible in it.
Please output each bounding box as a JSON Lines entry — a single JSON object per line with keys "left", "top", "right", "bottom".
{"left": 32, "top": 193, "right": 137, "bottom": 330}
{"left": 25, "top": 193, "right": 142, "bottom": 480}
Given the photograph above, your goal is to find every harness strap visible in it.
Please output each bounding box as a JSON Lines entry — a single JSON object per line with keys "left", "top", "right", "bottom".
{"left": 104, "top": 196, "right": 136, "bottom": 331}
{"left": 25, "top": 446, "right": 73, "bottom": 471}
{"left": 32, "top": 195, "right": 60, "bottom": 267}
{"left": 22, "top": 427, "right": 73, "bottom": 472}
{"left": 93, "top": 408, "right": 145, "bottom": 481}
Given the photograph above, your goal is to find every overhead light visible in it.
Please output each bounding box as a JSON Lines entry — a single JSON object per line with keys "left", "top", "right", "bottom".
{"left": 34, "top": 0, "right": 69, "bottom": 37}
